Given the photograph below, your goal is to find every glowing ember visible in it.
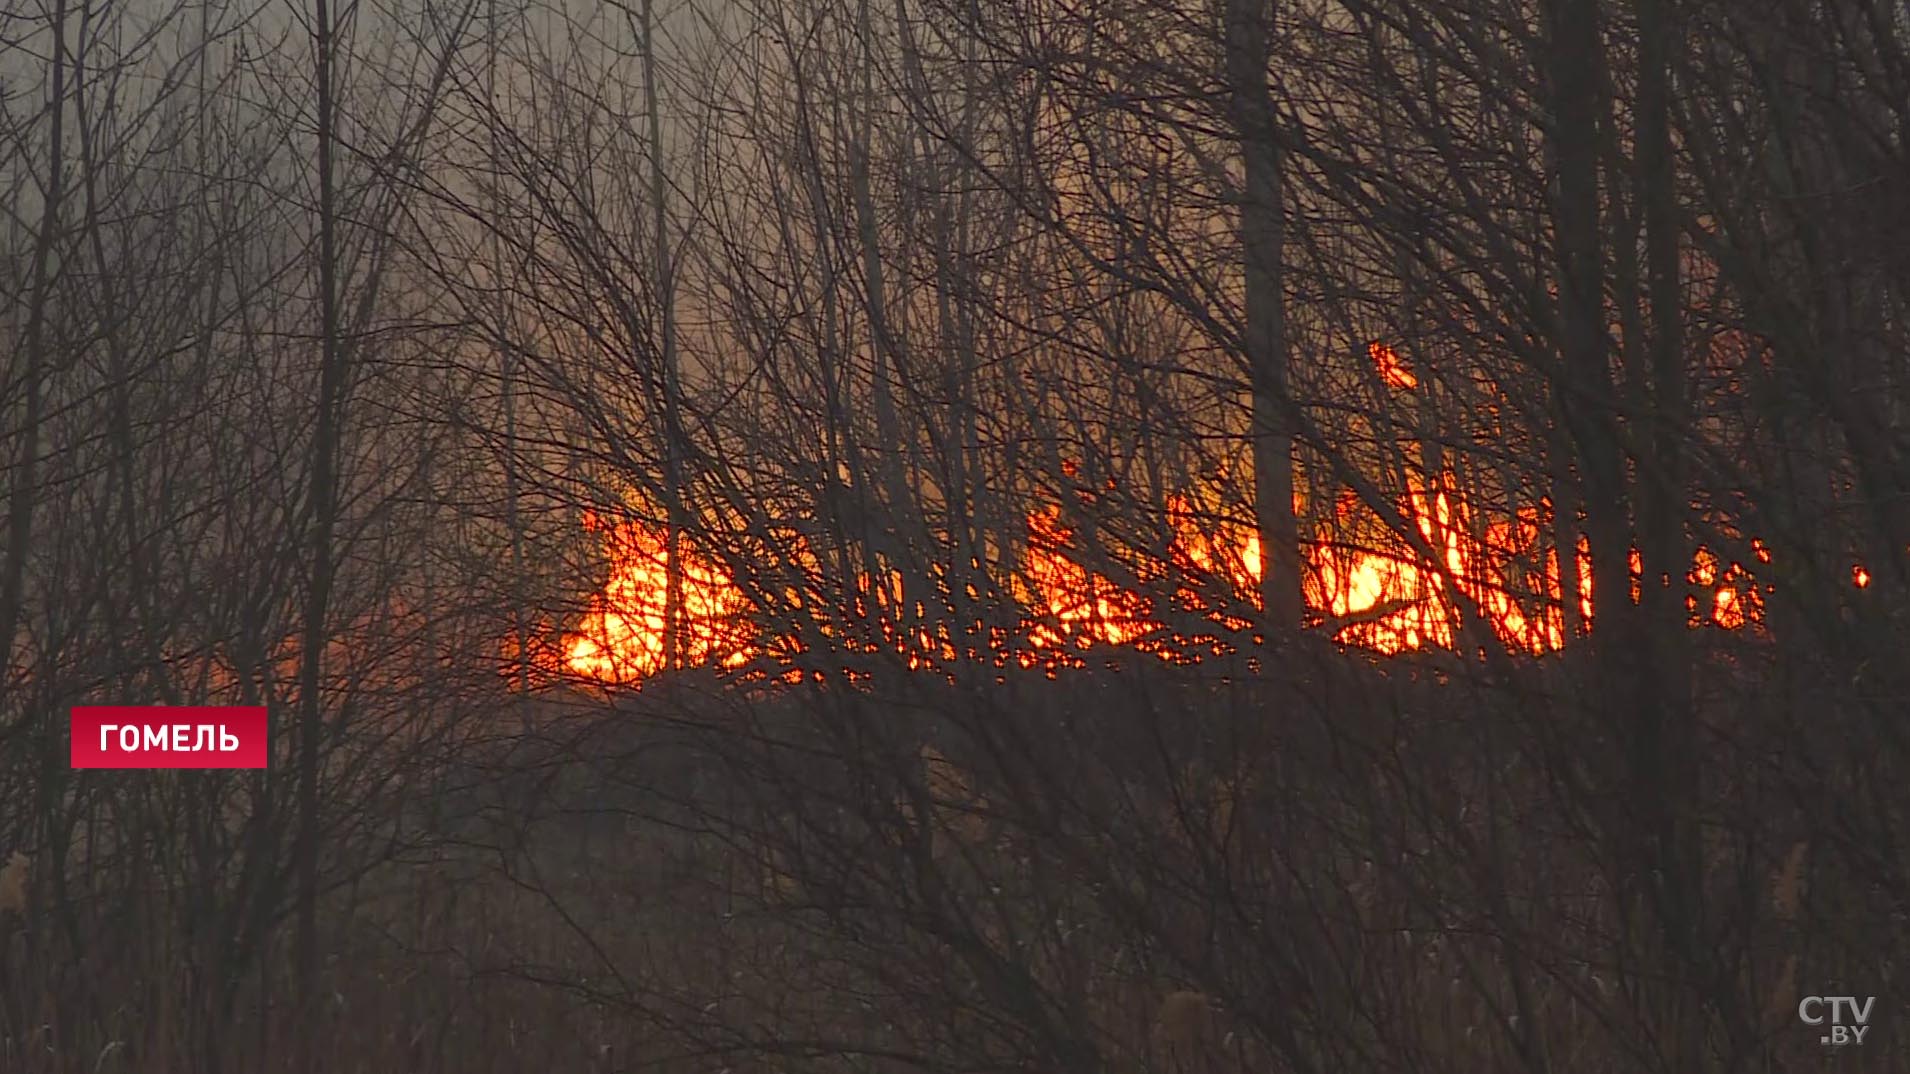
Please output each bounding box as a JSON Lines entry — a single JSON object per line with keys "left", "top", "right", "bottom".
{"left": 1369, "top": 341, "right": 1417, "bottom": 390}
{"left": 1686, "top": 546, "right": 1770, "bottom": 629}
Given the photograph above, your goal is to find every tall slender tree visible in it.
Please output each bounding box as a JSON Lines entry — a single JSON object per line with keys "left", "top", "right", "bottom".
{"left": 1223, "top": 0, "right": 1304, "bottom": 634}
{"left": 294, "top": 0, "right": 346, "bottom": 1062}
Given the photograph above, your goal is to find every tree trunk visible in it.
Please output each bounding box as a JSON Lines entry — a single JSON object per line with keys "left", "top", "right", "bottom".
{"left": 1635, "top": 0, "right": 1704, "bottom": 1060}
{"left": 1, "top": 0, "right": 66, "bottom": 715}
{"left": 853, "top": 0, "right": 927, "bottom": 642}
{"left": 1542, "top": 0, "right": 1627, "bottom": 648}
{"left": 494, "top": 0, "right": 533, "bottom": 717}
{"left": 295, "top": 0, "right": 344, "bottom": 1062}
{"left": 642, "top": 0, "right": 687, "bottom": 672}
{"left": 1222, "top": 0, "right": 1303, "bottom": 635}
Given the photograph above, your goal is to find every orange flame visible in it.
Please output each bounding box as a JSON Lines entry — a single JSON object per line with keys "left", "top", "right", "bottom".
{"left": 533, "top": 484, "right": 1870, "bottom": 687}
{"left": 1022, "top": 505, "right": 1159, "bottom": 651}
{"left": 1370, "top": 341, "right": 1417, "bottom": 390}
{"left": 560, "top": 514, "right": 754, "bottom": 684}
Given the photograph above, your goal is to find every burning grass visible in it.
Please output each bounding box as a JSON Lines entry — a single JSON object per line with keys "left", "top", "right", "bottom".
{"left": 533, "top": 472, "right": 1829, "bottom": 689}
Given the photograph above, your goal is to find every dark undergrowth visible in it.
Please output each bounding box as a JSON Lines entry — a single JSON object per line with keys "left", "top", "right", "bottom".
{"left": 2, "top": 622, "right": 1904, "bottom": 1073}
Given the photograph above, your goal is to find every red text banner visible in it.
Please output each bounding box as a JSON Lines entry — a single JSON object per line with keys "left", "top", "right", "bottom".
{"left": 70, "top": 706, "right": 269, "bottom": 769}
